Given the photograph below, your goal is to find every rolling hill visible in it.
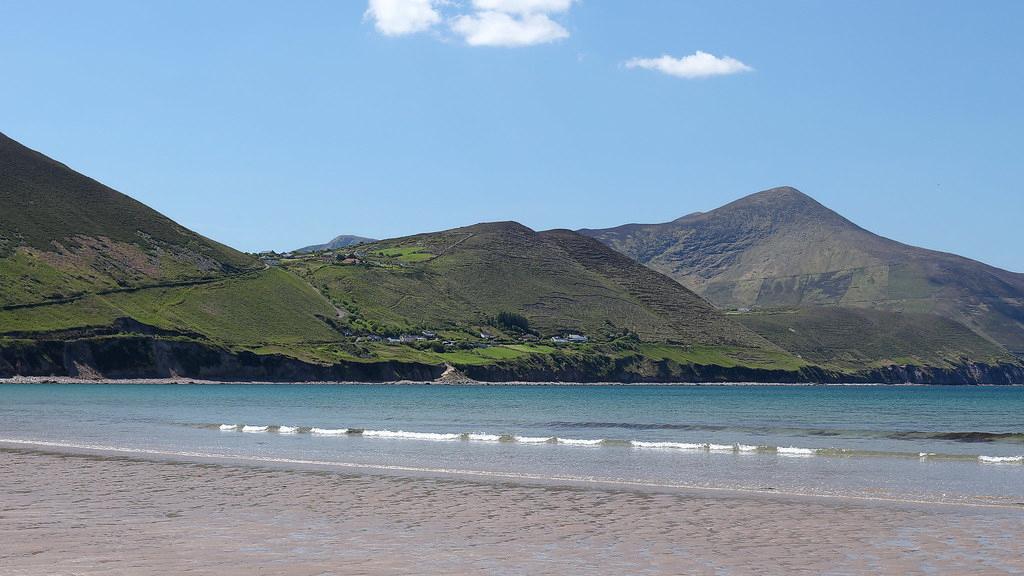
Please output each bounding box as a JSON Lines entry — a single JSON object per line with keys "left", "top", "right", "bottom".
{"left": 282, "top": 222, "right": 782, "bottom": 350}
{"left": 580, "top": 187, "right": 1024, "bottom": 359}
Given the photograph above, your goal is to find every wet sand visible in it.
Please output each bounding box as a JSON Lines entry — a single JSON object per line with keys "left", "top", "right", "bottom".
{"left": 1, "top": 448, "right": 1022, "bottom": 575}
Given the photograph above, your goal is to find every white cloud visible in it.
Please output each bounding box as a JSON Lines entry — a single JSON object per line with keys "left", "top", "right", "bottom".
{"left": 470, "top": 0, "right": 574, "bottom": 15}
{"left": 365, "top": 0, "right": 441, "bottom": 36}
{"left": 451, "top": 11, "right": 569, "bottom": 47}
{"left": 625, "top": 51, "right": 753, "bottom": 79}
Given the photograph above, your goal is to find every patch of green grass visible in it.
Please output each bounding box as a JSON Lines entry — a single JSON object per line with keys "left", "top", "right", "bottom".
{"left": 0, "top": 268, "right": 342, "bottom": 352}
{"left": 0, "top": 296, "right": 123, "bottom": 332}
{"left": 377, "top": 246, "right": 435, "bottom": 263}
{"left": 0, "top": 252, "right": 103, "bottom": 305}
{"left": 103, "top": 268, "right": 340, "bottom": 347}
{"left": 636, "top": 343, "right": 808, "bottom": 371}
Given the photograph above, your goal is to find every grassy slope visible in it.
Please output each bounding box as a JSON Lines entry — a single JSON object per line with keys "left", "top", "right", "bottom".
{"left": 274, "top": 223, "right": 812, "bottom": 374}
{"left": 0, "top": 268, "right": 341, "bottom": 357}
{"left": 0, "top": 132, "right": 347, "bottom": 364}
{"left": 281, "top": 222, "right": 790, "bottom": 359}
{"left": 0, "top": 131, "right": 257, "bottom": 306}
{"left": 736, "top": 307, "right": 1014, "bottom": 370}
{"left": 581, "top": 187, "right": 1024, "bottom": 358}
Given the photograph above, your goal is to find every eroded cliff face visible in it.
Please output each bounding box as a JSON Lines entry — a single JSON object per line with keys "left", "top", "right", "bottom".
{"left": 1, "top": 337, "right": 1021, "bottom": 384}
{"left": 458, "top": 353, "right": 1024, "bottom": 385}
{"left": 0, "top": 337, "right": 443, "bottom": 382}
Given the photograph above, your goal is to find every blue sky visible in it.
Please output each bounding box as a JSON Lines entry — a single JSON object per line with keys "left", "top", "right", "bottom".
{"left": 1, "top": 1, "right": 1022, "bottom": 270}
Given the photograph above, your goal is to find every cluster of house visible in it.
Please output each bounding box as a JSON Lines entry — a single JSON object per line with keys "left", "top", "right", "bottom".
{"left": 355, "top": 330, "right": 588, "bottom": 347}
{"left": 257, "top": 250, "right": 292, "bottom": 266}
{"left": 550, "top": 334, "right": 589, "bottom": 344}
{"left": 375, "top": 331, "right": 438, "bottom": 345}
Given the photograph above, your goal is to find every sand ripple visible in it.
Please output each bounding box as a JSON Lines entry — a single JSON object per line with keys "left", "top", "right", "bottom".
{"left": 1, "top": 448, "right": 1022, "bottom": 575}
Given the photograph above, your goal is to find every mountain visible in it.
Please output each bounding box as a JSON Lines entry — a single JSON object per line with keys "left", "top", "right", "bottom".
{"left": 0, "top": 132, "right": 257, "bottom": 305}
{"left": 295, "top": 234, "right": 376, "bottom": 254}
{"left": 0, "top": 132, "right": 369, "bottom": 379}
{"left": 580, "top": 186, "right": 1024, "bottom": 358}
{"left": 0, "top": 133, "right": 807, "bottom": 381}
{"left": 1, "top": 133, "right": 1019, "bottom": 383}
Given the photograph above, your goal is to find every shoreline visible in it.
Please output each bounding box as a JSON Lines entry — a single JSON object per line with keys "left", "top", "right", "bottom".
{"left": 3, "top": 375, "right": 1014, "bottom": 386}
{"left": 3, "top": 439, "right": 1022, "bottom": 510}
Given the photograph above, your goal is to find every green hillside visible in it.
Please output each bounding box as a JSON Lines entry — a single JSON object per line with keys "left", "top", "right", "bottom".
{"left": 581, "top": 187, "right": 1024, "bottom": 358}
{"left": 0, "top": 131, "right": 257, "bottom": 305}
{"left": 0, "top": 132, "right": 346, "bottom": 365}
{"left": 279, "top": 222, "right": 788, "bottom": 356}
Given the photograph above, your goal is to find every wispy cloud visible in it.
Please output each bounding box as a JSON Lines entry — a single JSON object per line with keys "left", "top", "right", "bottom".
{"left": 365, "top": 0, "right": 441, "bottom": 36}
{"left": 364, "top": 0, "right": 575, "bottom": 47}
{"left": 625, "top": 51, "right": 753, "bottom": 79}
{"left": 451, "top": 11, "right": 568, "bottom": 47}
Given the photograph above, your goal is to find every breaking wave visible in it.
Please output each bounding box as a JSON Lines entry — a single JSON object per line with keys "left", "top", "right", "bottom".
{"left": 545, "top": 422, "right": 1024, "bottom": 444}
{"left": 207, "top": 423, "right": 1023, "bottom": 464}
{"left": 979, "top": 455, "right": 1024, "bottom": 464}
{"left": 311, "top": 428, "right": 349, "bottom": 436}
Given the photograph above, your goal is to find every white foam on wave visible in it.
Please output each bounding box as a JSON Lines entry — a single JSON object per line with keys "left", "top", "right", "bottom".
{"left": 777, "top": 446, "right": 816, "bottom": 456}
{"left": 362, "top": 430, "right": 461, "bottom": 441}
{"left": 631, "top": 441, "right": 704, "bottom": 451}
{"left": 515, "top": 436, "right": 555, "bottom": 444}
{"left": 557, "top": 438, "right": 603, "bottom": 446}
{"left": 311, "top": 428, "right": 349, "bottom": 436}
{"left": 9, "top": 437, "right": 1024, "bottom": 509}
{"left": 208, "top": 424, "right": 841, "bottom": 461}
{"left": 978, "top": 455, "right": 1023, "bottom": 464}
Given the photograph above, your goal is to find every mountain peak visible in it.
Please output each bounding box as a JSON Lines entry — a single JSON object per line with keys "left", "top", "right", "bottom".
{"left": 580, "top": 185, "right": 1024, "bottom": 358}
{"left": 725, "top": 185, "right": 822, "bottom": 211}
{"left": 693, "top": 186, "right": 852, "bottom": 229}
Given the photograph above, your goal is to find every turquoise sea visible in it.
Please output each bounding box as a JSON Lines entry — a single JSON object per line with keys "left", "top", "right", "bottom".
{"left": 1, "top": 384, "right": 1022, "bottom": 505}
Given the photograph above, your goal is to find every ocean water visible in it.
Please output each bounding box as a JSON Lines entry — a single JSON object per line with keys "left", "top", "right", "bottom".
{"left": 1, "top": 383, "right": 1022, "bottom": 505}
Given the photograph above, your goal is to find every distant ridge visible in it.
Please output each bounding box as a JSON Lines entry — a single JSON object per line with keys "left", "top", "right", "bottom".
{"left": 296, "top": 234, "right": 376, "bottom": 254}
{"left": 581, "top": 186, "right": 1024, "bottom": 358}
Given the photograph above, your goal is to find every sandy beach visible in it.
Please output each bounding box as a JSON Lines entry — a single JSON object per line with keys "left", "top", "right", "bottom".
{"left": 1, "top": 447, "right": 1022, "bottom": 575}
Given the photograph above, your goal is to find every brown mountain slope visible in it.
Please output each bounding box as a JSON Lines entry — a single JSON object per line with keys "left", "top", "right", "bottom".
{"left": 580, "top": 187, "right": 1024, "bottom": 357}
